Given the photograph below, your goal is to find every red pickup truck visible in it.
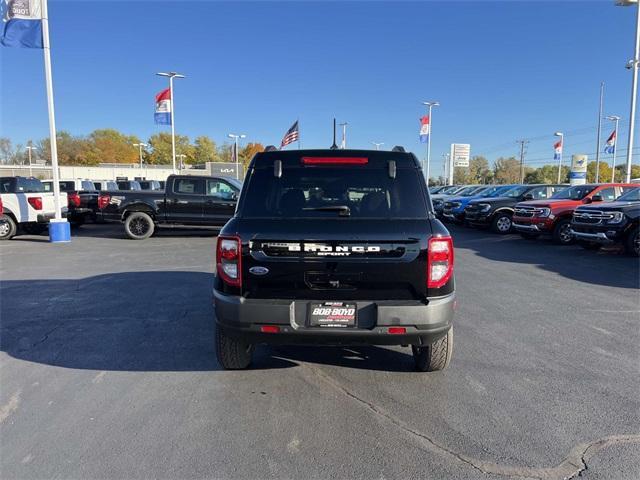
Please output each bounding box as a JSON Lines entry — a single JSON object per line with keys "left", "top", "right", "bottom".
{"left": 512, "top": 183, "right": 636, "bottom": 245}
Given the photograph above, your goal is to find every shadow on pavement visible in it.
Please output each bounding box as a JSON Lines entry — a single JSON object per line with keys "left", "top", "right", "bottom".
{"left": 448, "top": 224, "right": 640, "bottom": 289}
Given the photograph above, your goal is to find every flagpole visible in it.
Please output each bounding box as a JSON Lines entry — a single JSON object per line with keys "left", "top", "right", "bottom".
{"left": 41, "top": 0, "right": 69, "bottom": 242}
{"left": 422, "top": 101, "right": 439, "bottom": 185}
{"left": 169, "top": 75, "right": 176, "bottom": 174}
{"left": 595, "top": 81, "right": 604, "bottom": 183}
{"left": 609, "top": 116, "right": 620, "bottom": 182}
{"left": 297, "top": 118, "right": 301, "bottom": 149}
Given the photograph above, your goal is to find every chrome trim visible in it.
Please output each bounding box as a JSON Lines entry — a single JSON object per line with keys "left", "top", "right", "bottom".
{"left": 513, "top": 223, "right": 540, "bottom": 232}
{"left": 570, "top": 229, "right": 613, "bottom": 244}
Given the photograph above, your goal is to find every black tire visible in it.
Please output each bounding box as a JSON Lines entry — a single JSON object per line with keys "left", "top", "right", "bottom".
{"left": 0, "top": 214, "right": 17, "bottom": 240}
{"left": 412, "top": 327, "right": 453, "bottom": 372}
{"left": 624, "top": 226, "right": 640, "bottom": 257}
{"left": 578, "top": 241, "right": 601, "bottom": 251}
{"left": 520, "top": 232, "right": 540, "bottom": 240}
{"left": 124, "top": 211, "right": 155, "bottom": 240}
{"left": 215, "top": 327, "right": 254, "bottom": 370}
{"left": 552, "top": 219, "right": 574, "bottom": 245}
{"left": 490, "top": 212, "right": 513, "bottom": 234}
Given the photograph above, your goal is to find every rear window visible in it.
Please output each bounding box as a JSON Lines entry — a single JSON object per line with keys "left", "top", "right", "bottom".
{"left": 241, "top": 166, "right": 428, "bottom": 219}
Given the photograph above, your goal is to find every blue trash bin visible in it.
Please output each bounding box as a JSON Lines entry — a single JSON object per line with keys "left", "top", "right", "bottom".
{"left": 49, "top": 220, "right": 71, "bottom": 243}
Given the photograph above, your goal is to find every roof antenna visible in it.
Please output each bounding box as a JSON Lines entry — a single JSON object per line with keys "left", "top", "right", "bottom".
{"left": 330, "top": 118, "right": 338, "bottom": 150}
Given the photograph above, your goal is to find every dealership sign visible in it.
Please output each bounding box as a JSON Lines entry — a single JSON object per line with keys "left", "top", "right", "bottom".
{"left": 450, "top": 144, "right": 471, "bottom": 167}
{"left": 570, "top": 154, "right": 588, "bottom": 186}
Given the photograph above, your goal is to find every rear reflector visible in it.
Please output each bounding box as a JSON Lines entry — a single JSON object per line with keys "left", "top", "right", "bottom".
{"left": 27, "top": 196, "right": 43, "bottom": 210}
{"left": 302, "top": 157, "right": 368, "bottom": 165}
{"left": 260, "top": 325, "right": 280, "bottom": 333}
{"left": 97, "top": 194, "right": 111, "bottom": 210}
{"left": 388, "top": 327, "right": 406, "bottom": 335}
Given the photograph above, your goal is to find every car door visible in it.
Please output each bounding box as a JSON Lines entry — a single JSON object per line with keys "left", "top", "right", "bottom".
{"left": 203, "top": 178, "right": 238, "bottom": 226}
{"left": 165, "top": 177, "right": 205, "bottom": 224}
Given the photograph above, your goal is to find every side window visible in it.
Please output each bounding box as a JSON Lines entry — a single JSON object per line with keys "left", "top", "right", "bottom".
{"left": 82, "top": 181, "right": 95, "bottom": 191}
{"left": 206, "top": 180, "right": 236, "bottom": 200}
{"left": 175, "top": 178, "right": 204, "bottom": 195}
{"left": 618, "top": 186, "right": 634, "bottom": 197}
{"left": 596, "top": 187, "right": 616, "bottom": 201}
{"left": 43, "top": 182, "right": 53, "bottom": 192}
{"left": 528, "top": 187, "right": 548, "bottom": 199}
{"left": 548, "top": 186, "right": 562, "bottom": 197}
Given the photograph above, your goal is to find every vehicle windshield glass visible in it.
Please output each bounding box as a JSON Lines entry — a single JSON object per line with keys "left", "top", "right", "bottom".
{"left": 616, "top": 187, "right": 639, "bottom": 202}
{"left": 226, "top": 178, "right": 243, "bottom": 190}
{"left": 551, "top": 185, "right": 596, "bottom": 200}
{"left": 456, "top": 187, "right": 476, "bottom": 196}
{"left": 241, "top": 166, "right": 428, "bottom": 219}
{"left": 484, "top": 186, "right": 508, "bottom": 197}
{"left": 503, "top": 186, "right": 528, "bottom": 198}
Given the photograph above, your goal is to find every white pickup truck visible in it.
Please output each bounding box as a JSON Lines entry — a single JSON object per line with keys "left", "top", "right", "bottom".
{"left": 0, "top": 176, "right": 67, "bottom": 240}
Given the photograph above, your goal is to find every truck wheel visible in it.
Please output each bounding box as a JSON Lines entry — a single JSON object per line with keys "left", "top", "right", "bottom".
{"left": 0, "top": 215, "right": 17, "bottom": 240}
{"left": 552, "top": 219, "right": 574, "bottom": 245}
{"left": 578, "top": 241, "right": 601, "bottom": 251}
{"left": 491, "top": 212, "right": 512, "bottom": 234}
{"left": 412, "top": 327, "right": 453, "bottom": 372}
{"left": 215, "top": 327, "right": 254, "bottom": 370}
{"left": 625, "top": 226, "right": 640, "bottom": 257}
{"left": 520, "top": 232, "right": 540, "bottom": 240}
{"left": 124, "top": 212, "right": 155, "bottom": 240}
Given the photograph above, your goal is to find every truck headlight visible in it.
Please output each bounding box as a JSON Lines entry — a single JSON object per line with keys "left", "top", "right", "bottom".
{"left": 478, "top": 203, "right": 491, "bottom": 213}
{"left": 535, "top": 208, "right": 551, "bottom": 218}
{"left": 606, "top": 212, "right": 624, "bottom": 224}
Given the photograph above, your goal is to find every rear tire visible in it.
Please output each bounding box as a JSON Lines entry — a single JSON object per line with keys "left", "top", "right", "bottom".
{"left": 491, "top": 212, "right": 512, "bottom": 234}
{"left": 215, "top": 327, "right": 254, "bottom": 370}
{"left": 0, "top": 215, "right": 17, "bottom": 240}
{"left": 625, "top": 226, "right": 640, "bottom": 257}
{"left": 412, "top": 327, "right": 453, "bottom": 372}
{"left": 552, "top": 219, "right": 574, "bottom": 245}
{"left": 520, "top": 232, "right": 540, "bottom": 240}
{"left": 124, "top": 212, "right": 155, "bottom": 240}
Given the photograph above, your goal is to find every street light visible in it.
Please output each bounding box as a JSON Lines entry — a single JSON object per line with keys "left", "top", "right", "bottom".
{"left": 422, "top": 101, "right": 440, "bottom": 184}
{"left": 176, "top": 154, "right": 187, "bottom": 172}
{"left": 616, "top": 0, "right": 639, "bottom": 182}
{"left": 25, "top": 144, "right": 37, "bottom": 177}
{"left": 554, "top": 131, "right": 564, "bottom": 184}
{"left": 339, "top": 122, "right": 348, "bottom": 149}
{"left": 133, "top": 142, "right": 148, "bottom": 168}
{"left": 606, "top": 115, "right": 621, "bottom": 182}
{"left": 156, "top": 71, "right": 185, "bottom": 174}
{"left": 371, "top": 142, "right": 384, "bottom": 150}
{"left": 228, "top": 133, "right": 246, "bottom": 180}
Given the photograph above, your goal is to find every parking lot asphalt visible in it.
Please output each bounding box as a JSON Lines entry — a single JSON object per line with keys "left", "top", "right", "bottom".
{"left": 1, "top": 223, "right": 639, "bottom": 480}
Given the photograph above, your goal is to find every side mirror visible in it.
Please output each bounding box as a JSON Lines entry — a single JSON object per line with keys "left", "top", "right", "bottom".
{"left": 591, "top": 194, "right": 603, "bottom": 202}
{"left": 230, "top": 192, "right": 238, "bottom": 201}
{"left": 523, "top": 193, "right": 534, "bottom": 201}
{"left": 583, "top": 197, "right": 592, "bottom": 204}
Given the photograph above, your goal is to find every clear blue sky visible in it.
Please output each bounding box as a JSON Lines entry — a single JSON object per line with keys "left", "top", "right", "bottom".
{"left": 1, "top": 0, "right": 639, "bottom": 174}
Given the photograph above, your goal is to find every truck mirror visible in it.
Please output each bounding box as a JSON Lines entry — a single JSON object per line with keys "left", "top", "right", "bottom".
{"left": 591, "top": 194, "right": 603, "bottom": 202}
{"left": 523, "top": 193, "right": 534, "bottom": 201}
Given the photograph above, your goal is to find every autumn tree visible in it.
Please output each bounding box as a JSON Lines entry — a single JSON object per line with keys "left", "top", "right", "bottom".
{"left": 239, "top": 142, "right": 265, "bottom": 168}
{"left": 193, "top": 136, "right": 218, "bottom": 163}
{"left": 468, "top": 156, "right": 491, "bottom": 183}
{"left": 147, "top": 132, "right": 194, "bottom": 165}
{"left": 493, "top": 156, "right": 521, "bottom": 184}
{"left": 585, "top": 161, "right": 612, "bottom": 183}
{"left": 85, "top": 129, "right": 141, "bottom": 164}
{"left": 37, "top": 131, "right": 93, "bottom": 165}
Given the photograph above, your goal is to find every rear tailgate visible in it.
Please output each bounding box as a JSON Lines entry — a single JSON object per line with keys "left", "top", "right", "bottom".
{"left": 240, "top": 219, "right": 431, "bottom": 301}
{"left": 41, "top": 193, "right": 68, "bottom": 215}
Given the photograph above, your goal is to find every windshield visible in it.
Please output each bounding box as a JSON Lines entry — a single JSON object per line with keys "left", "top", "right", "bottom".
{"left": 503, "top": 186, "right": 528, "bottom": 198}
{"left": 616, "top": 187, "right": 639, "bottom": 202}
{"left": 551, "top": 185, "right": 596, "bottom": 200}
{"left": 241, "top": 166, "right": 428, "bottom": 219}
{"left": 483, "top": 186, "right": 510, "bottom": 197}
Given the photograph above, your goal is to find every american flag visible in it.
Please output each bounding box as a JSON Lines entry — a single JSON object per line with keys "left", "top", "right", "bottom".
{"left": 280, "top": 121, "right": 299, "bottom": 149}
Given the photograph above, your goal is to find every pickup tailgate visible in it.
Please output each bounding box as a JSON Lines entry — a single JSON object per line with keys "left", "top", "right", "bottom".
{"left": 40, "top": 193, "right": 67, "bottom": 216}
{"left": 239, "top": 219, "right": 431, "bottom": 301}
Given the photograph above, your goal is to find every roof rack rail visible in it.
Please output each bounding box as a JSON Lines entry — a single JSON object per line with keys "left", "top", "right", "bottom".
{"left": 391, "top": 146, "right": 405, "bottom": 152}
{"left": 264, "top": 145, "right": 279, "bottom": 152}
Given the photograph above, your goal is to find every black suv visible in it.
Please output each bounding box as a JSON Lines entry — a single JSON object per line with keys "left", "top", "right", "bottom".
{"left": 213, "top": 149, "right": 455, "bottom": 371}
{"left": 571, "top": 187, "right": 640, "bottom": 256}
{"left": 465, "top": 184, "right": 564, "bottom": 233}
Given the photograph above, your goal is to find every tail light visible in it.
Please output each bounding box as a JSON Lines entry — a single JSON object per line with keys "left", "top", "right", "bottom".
{"left": 27, "top": 197, "right": 43, "bottom": 211}
{"left": 97, "top": 194, "right": 111, "bottom": 210}
{"left": 302, "top": 157, "right": 368, "bottom": 165}
{"left": 427, "top": 236, "right": 454, "bottom": 289}
{"left": 68, "top": 192, "right": 81, "bottom": 208}
{"left": 216, "top": 236, "right": 242, "bottom": 287}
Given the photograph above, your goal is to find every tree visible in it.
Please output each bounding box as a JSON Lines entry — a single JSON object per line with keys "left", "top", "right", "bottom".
{"left": 586, "top": 161, "right": 612, "bottom": 183}
{"left": 0, "top": 137, "right": 14, "bottom": 164}
{"left": 493, "top": 157, "right": 521, "bottom": 184}
{"left": 147, "top": 132, "right": 193, "bottom": 165}
{"left": 239, "top": 143, "right": 265, "bottom": 168}
{"left": 193, "top": 136, "right": 218, "bottom": 163}
{"left": 37, "top": 131, "right": 93, "bottom": 165}
{"left": 468, "top": 156, "right": 491, "bottom": 184}
{"left": 453, "top": 167, "right": 471, "bottom": 185}
{"left": 85, "top": 129, "right": 141, "bottom": 165}
{"left": 524, "top": 164, "right": 570, "bottom": 184}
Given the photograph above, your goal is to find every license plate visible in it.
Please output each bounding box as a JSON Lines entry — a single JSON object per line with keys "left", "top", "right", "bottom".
{"left": 308, "top": 302, "right": 357, "bottom": 328}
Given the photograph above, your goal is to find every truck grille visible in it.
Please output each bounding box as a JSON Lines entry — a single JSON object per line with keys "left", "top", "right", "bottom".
{"left": 572, "top": 210, "right": 615, "bottom": 225}
{"left": 443, "top": 201, "right": 461, "bottom": 212}
{"left": 514, "top": 206, "right": 535, "bottom": 217}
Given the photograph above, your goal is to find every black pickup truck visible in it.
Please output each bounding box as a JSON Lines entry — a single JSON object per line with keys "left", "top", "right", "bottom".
{"left": 43, "top": 179, "right": 99, "bottom": 226}
{"left": 213, "top": 148, "right": 455, "bottom": 371}
{"left": 570, "top": 187, "right": 639, "bottom": 256}
{"left": 99, "top": 174, "right": 242, "bottom": 239}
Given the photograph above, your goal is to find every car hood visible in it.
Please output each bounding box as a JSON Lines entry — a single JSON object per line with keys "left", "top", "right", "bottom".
{"left": 517, "top": 198, "right": 581, "bottom": 209}
{"left": 576, "top": 200, "right": 640, "bottom": 211}
{"left": 468, "top": 196, "right": 514, "bottom": 206}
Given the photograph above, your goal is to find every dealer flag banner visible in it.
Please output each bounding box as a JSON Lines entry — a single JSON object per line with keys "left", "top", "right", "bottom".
{"left": 154, "top": 88, "right": 172, "bottom": 125}
{"left": 419, "top": 115, "right": 430, "bottom": 144}
{"left": 1, "top": 0, "right": 43, "bottom": 48}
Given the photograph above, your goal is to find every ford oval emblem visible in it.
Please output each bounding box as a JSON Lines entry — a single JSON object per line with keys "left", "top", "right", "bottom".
{"left": 249, "top": 266, "right": 269, "bottom": 276}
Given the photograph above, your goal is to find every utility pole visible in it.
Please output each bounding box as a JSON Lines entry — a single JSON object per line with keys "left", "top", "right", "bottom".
{"left": 25, "top": 144, "right": 37, "bottom": 177}
{"left": 517, "top": 140, "right": 529, "bottom": 183}
{"left": 595, "top": 81, "right": 605, "bottom": 182}
{"left": 442, "top": 153, "right": 450, "bottom": 185}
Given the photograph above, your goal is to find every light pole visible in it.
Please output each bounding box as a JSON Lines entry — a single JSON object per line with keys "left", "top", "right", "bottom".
{"left": 595, "top": 81, "right": 605, "bottom": 182}
{"left": 606, "top": 115, "right": 621, "bottom": 182}
{"left": 339, "top": 122, "right": 348, "bottom": 149}
{"left": 616, "top": 0, "right": 640, "bottom": 182}
{"left": 176, "top": 154, "right": 187, "bottom": 172}
{"left": 371, "top": 142, "right": 384, "bottom": 150}
{"left": 133, "top": 142, "right": 148, "bottom": 169}
{"left": 554, "top": 132, "right": 564, "bottom": 183}
{"left": 228, "top": 133, "right": 246, "bottom": 180}
{"left": 25, "top": 144, "right": 37, "bottom": 177}
{"left": 422, "top": 101, "right": 439, "bottom": 185}
{"left": 156, "top": 71, "right": 185, "bottom": 174}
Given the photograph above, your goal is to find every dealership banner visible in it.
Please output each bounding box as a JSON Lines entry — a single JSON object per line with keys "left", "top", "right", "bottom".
{"left": 1, "top": 0, "right": 43, "bottom": 48}
{"left": 570, "top": 154, "right": 588, "bottom": 186}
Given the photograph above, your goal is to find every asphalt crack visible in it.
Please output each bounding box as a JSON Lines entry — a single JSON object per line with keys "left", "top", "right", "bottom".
{"left": 303, "top": 364, "right": 640, "bottom": 480}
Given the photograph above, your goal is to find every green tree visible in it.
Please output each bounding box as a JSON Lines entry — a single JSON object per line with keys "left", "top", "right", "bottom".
{"left": 147, "top": 132, "right": 193, "bottom": 165}
{"left": 493, "top": 156, "right": 521, "bottom": 184}
{"left": 586, "top": 161, "right": 612, "bottom": 183}
{"left": 85, "top": 129, "right": 141, "bottom": 165}
{"left": 193, "top": 135, "right": 218, "bottom": 163}
{"left": 468, "top": 156, "right": 491, "bottom": 184}
{"left": 524, "top": 164, "right": 570, "bottom": 184}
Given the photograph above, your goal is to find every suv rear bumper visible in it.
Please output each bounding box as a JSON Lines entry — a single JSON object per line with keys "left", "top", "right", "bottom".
{"left": 213, "top": 290, "right": 455, "bottom": 346}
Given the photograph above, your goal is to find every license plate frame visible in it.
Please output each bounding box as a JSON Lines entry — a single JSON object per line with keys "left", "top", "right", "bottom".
{"left": 308, "top": 302, "right": 357, "bottom": 328}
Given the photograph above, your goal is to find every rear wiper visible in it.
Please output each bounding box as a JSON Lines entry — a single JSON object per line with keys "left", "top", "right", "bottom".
{"left": 303, "top": 205, "right": 351, "bottom": 216}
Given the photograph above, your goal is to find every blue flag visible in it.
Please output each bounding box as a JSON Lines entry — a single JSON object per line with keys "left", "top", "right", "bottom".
{"left": 1, "top": 0, "right": 44, "bottom": 48}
